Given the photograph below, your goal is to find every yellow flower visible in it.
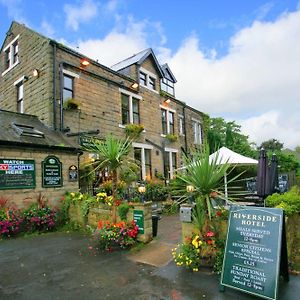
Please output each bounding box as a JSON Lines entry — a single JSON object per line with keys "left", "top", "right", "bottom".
{"left": 193, "top": 268, "right": 199, "bottom": 272}
{"left": 70, "top": 192, "right": 75, "bottom": 197}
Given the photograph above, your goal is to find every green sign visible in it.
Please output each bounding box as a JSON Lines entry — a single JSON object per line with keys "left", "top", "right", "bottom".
{"left": 42, "top": 156, "right": 62, "bottom": 187}
{"left": 133, "top": 210, "right": 144, "bottom": 234}
{"left": 221, "top": 207, "right": 288, "bottom": 300}
{"left": 0, "top": 159, "right": 35, "bottom": 189}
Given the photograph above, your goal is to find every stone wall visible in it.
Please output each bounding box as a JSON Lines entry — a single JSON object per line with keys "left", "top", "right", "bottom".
{"left": 0, "top": 146, "right": 79, "bottom": 208}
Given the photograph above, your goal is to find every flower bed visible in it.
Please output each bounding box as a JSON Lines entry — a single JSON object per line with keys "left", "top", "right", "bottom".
{"left": 94, "top": 220, "right": 139, "bottom": 251}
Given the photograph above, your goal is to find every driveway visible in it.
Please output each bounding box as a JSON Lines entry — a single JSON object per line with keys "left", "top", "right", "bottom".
{"left": 0, "top": 216, "right": 299, "bottom": 299}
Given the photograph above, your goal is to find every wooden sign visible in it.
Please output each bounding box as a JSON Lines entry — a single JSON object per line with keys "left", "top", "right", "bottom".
{"left": 221, "top": 206, "right": 288, "bottom": 300}
{"left": 42, "top": 156, "right": 62, "bottom": 187}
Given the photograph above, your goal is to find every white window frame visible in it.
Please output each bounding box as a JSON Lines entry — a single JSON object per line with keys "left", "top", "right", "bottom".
{"left": 160, "top": 105, "right": 176, "bottom": 135}
{"left": 14, "top": 76, "right": 26, "bottom": 113}
{"left": 139, "top": 67, "right": 159, "bottom": 93}
{"left": 133, "top": 143, "right": 153, "bottom": 180}
{"left": 63, "top": 69, "right": 80, "bottom": 79}
{"left": 119, "top": 88, "right": 142, "bottom": 126}
{"left": 179, "top": 114, "right": 185, "bottom": 136}
{"left": 192, "top": 118, "right": 203, "bottom": 144}
{"left": 165, "top": 147, "right": 178, "bottom": 179}
{"left": 2, "top": 35, "right": 20, "bottom": 76}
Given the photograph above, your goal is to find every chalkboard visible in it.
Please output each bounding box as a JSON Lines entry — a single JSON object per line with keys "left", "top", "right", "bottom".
{"left": 0, "top": 159, "right": 35, "bottom": 189}
{"left": 42, "top": 156, "right": 62, "bottom": 187}
{"left": 133, "top": 210, "right": 144, "bottom": 234}
{"left": 221, "top": 207, "right": 288, "bottom": 300}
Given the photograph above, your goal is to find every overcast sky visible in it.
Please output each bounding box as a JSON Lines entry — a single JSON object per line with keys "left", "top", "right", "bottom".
{"left": 1, "top": 0, "right": 300, "bottom": 149}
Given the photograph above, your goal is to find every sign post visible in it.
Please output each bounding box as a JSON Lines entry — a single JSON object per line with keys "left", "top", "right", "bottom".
{"left": 221, "top": 206, "right": 288, "bottom": 300}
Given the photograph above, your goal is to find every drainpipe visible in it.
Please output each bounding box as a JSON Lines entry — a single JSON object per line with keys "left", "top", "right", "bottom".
{"left": 52, "top": 43, "right": 57, "bottom": 130}
{"left": 59, "top": 62, "right": 64, "bottom": 131}
{"left": 183, "top": 104, "right": 188, "bottom": 155}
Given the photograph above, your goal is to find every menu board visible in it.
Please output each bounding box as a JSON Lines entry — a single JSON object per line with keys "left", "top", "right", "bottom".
{"left": 0, "top": 159, "right": 35, "bottom": 189}
{"left": 42, "top": 156, "right": 62, "bottom": 187}
{"left": 221, "top": 207, "right": 286, "bottom": 300}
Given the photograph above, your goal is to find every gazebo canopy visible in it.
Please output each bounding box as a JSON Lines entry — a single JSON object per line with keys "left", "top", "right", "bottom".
{"left": 209, "top": 146, "right": 258, "bottom": 166}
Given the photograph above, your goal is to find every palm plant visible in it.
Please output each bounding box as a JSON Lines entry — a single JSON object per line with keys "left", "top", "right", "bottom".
{"left": 83, "top": 134, "right": 135, "bottom": 222}
{"left": 175, "top": 145, "right": 238, "bottom": 233}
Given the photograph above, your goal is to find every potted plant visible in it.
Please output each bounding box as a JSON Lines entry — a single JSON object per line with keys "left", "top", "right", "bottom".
{"left": 165, "top": 133, "right": 178, "bottom": 143}
{"left": 63, "top": 98, "right": 80, "bottom": 110}
{"left": 125, "top": 124, "right": 144, "bottom": 139}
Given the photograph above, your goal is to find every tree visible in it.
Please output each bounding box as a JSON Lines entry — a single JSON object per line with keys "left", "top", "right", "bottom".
{"left": 84, "top": 135, "right": 135, "bottom": 222}
{"left": 207, "top": 118, "right": 256, "bottom": 157}
{"left": 260, "top": 139, "right": 283, "bottom": 152}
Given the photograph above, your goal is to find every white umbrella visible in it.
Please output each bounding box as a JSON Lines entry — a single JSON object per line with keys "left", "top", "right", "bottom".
{"left": 209, "top": 147, "right": 258, "bottom": 198}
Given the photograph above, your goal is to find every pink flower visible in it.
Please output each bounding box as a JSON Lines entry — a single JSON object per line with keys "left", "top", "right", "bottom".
{"left": 206, "top": 231, "right": 214, "bottom": 237}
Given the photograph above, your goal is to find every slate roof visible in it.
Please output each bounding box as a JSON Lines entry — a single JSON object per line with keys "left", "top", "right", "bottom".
{"left": 111, "top": 48, "right": 165, "bottom": 78}
{"left": 161, "top": 63, "right": 177, "bottom": 83}
{"left": 0, "top": 110, "right": 80, "bottom": 151}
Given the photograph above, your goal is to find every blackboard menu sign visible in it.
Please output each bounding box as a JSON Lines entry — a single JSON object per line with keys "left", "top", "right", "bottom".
{"left": 68, "top": 165, "right": 78, "bottom": 181}
{"left": 42, "top": 156, "right": 62, "bottom": 187}
{"left": 133, "top": 210, "right": 144, "bottom": 234}
{"left": 0, "top": 159, "right": 35, "bottom": 189}
{"left": 221, "top": 207, "right": 288, "bottom": 300}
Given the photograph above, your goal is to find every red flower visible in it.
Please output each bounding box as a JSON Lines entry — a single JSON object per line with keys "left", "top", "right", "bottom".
{"left": 206, "top": 231, "right": 215, "bottom": 237}
{"left": 216, "top": 211, "right": 222, "bottom": 217}
{"left": 207, "top": 239, "right": 213, "bottom": 245}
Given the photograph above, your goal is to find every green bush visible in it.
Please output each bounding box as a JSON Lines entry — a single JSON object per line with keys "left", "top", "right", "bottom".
{"left": 265, "top": 186, "right": 300, "bottom": 216}
{"left": 117, "top": 203, "right": 130, "bottom": 221}
{"left": 144, "top": 181, "right": 169, "bottom": 202}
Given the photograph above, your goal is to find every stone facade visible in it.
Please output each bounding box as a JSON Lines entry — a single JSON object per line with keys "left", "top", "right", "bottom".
{"left": 0, "top": 146, "right": 79, "bottom": 208}
{"left": 0, "top": 21, "right": 207, "bottom": 182}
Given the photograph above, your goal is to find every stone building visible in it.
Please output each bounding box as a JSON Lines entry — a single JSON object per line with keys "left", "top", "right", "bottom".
{"left": 0, "top": 21, "right": 207, "bottom": 183}
{"left": 0, "top": 109, "right": 81, "bottom": 207}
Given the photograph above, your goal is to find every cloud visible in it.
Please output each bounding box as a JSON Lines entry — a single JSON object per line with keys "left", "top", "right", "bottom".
{"left": 0, "top": 0, "right": 27, "bottom": 24}
{"left": 64, "top": 0, "right": 98, "bottom": 31}
{"left": 165, "top": 8, "right": 300, "bottom": 149}
{"left": 41, "top": 20, "right": 55, "bottom": 37}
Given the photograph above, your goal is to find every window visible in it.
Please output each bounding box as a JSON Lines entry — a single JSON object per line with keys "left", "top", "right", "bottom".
{"left": 63, "top": 74, "right": 74, "bottom": 103}
{"left": 12, "top": 123, "right": 44, "bottom": 138}
{"left": 164, "top": 148, "right": 177, "bottom": 179}
{"left": 161, "top": 78, "right": 175, "bottom": 96}
{"left": 16, "top": 82, "right": 24, "bottom": 113}
{"left": 179, "top": 115, "right": 185, "bottom": 135}
{"left": 193, "top": 120, "right": 203, "bottom": 144}
{"left": 139, "top": 67, "right": 157, "bottom": 91}
{"left": 2, "top": 35, "right": 19, "bottom": 76}
{"left": 133, "top": 143, "right": 153, "bottom": 181}
{"left": 120, "top": 89, "right": 141, "bottom": 125}
{"left": 161, "top": 107, "right": 175, "bottom": 135}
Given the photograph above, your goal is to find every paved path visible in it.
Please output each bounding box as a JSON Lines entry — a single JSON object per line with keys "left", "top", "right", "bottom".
{"left": 0, "top": 215, "right": 299, "bottom": 299}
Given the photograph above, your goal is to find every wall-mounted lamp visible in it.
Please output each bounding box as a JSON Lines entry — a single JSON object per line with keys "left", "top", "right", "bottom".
{"left": 130, "top": 82, "right": 139, "bottom": 89}
{"left": 32, "top": 69, "right": 40, "bottom": 77}
{"left": 164, "top": 98, "right": 171, "bottom": 104}
{"left": 80, "top": 58, "right": 90, "bottom": 67}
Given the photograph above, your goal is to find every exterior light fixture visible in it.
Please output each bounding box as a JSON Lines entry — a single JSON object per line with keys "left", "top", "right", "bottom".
{"left": 138, "top": 185, "right": 146, "bottom": 194}
{"left": 32, "top": 69, "right": 39, "bottom": 77}
{"left": 186, "top": 185, "right": 195, "bottom": 193}
{"left": 164, "top": 99, "right": 171, "bottom": 104}
{"left": 130, "top": 82, "right": 139, "bottom": 89}
{"left": 80, "top": 58, "right": 90, "bottom": 67}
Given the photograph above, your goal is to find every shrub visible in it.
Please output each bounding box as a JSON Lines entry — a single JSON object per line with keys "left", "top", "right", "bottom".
{"left": 266, "top": 186, "right": 300, "bottom": 216}
{"left": 117, "top": 203, "right": 130, "bottom": 221}
{"left": 0, "top": 209, "right": 23, "bottom": 238}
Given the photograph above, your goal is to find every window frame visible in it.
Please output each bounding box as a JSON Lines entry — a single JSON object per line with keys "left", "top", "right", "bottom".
{"left": 179, "top": 114, "right": 185, "bottom": 136}
{"left": 119, "top": 88, "right": 142, "bottom": 125}
{"left": 63, "top": 74, "right": 74, "bottom": 104}
{"left": 13, "top": 76, "right": 26, "bottom": 114}
{"left": 133, "top": 143, "right": 153, "bottom": 181}
{"left": 161, "top": 78, "right": 175, "bottom": 96}
{"left": 192, "top": 119, "right": 203, "bottom": 144}
{"left": 164, "top": 148, "right": 178, "bottom": 180}
{"left": 2, "top": 35, "right": 20, "bottom": 76}
{"left": 139, "top": 67, "right": 158, "bottom": 93}
{"left": 160, "top": 105, "right": 176, "bottom": 135}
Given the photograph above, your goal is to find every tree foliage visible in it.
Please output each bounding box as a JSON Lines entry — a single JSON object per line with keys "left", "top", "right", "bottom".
{"left": 260, "top": 139, "right": 283, "bottom": 152}
{"left": 207, "top": 117, "right": 256, "bottom": 157}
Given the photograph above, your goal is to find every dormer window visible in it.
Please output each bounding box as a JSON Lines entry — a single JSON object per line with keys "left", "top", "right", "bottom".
{"left": 139, "top": 67, "right": 157, "bottom": 92}
{"left": 161, "top": 78, "right": 175, "bottom": 96}
{"left": 2, "top": 35, "right": 20, "bottom": 76}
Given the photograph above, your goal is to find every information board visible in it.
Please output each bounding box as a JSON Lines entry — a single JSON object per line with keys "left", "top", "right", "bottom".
{"left": 68, "top": 165, "right": 78, "bottom": 181}
{"left": 133, "top": 210, "right": 144, "bottom": 234}
{"left": 221, "top": 207, "right": 287, "bottom": 300}
{"left": 0, "top": 159, "right": 35, "bottom": 189}
{"left": 42, "top": 156, "right": 62, "bottom": 187}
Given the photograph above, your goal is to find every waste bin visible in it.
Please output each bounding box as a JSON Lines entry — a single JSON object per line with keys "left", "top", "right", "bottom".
{"left": 152, "top": 215, "right": 159, "bottom": 237}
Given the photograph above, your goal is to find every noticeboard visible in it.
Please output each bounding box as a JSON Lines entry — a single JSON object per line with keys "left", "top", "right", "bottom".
{"left": 68, "top": 165, "right": 78, "bottom": 181}
{"left": 221, "top": 207, "right": 288, "bottom": 300}
{"left": 42, "top": 156, "right": 62, "bottom": 187}
{"left": 133, "top": 210, "right": 144, "bottom": 234}
{"left": 0, "top": 159, "right": 35, "bottom": 189}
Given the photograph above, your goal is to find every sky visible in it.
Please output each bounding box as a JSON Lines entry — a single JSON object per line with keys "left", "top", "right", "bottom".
{"left": 1, "top": 0, "right": 300, "bottom": 150}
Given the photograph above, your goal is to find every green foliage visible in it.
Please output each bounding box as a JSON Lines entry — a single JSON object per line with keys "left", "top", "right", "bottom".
{"left": 165, "top": 133, "right": 178, "bottom": 143}
{"left": 79, "top": 163, "right": 96, "bottom": 186}
{"left": 144, "top": 181, "right": 169, "bottom": 202}
{"left": 260, "top": 138, "right": 283, "bottom": 151}
{"left": 272, "top": 151, "right": 299, "bottom": 173}
{"left": 63, "top": 98, "right": 80, "bottom": 110}
{"left": 125, "top": 124, "right": 144, "bottom": 139}
{"left": 117, "top": 203, "right": 130, "bottom": 221}
{"left": 208, "top": 117, "right": 256, "bottom": 157}
{"left": 265, "top": 186, "right": 300, "bottom": 215}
